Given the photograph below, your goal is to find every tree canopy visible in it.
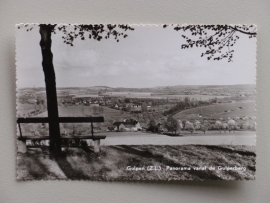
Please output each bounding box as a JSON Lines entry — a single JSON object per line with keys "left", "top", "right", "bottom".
{"left": 163, "top": 24, "right": 257, "bottom": 62}
{"left": 18, "top": 24, "right": 135, "bottom": 45}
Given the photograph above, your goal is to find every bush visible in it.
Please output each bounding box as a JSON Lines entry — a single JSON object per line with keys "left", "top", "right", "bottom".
{"left": 185, "top": 121, "right": 195, "bottom": 134}
{"left": 164, "top": 117, "right": 180, "bottom": 134}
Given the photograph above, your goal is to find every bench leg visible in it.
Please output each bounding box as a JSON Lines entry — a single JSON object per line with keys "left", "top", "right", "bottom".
{"left": 93, "top": 140, "right": 101, "bottom": 153}
{"left": 17, "top": 140, "right": 27, "bottom": 153}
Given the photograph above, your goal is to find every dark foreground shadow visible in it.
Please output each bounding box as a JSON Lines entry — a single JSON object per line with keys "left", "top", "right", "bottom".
{"left": 110, "top": 145, "right": 223, "bottom": 180}
{"left": 81, "top": 146, "right": 94, "bottom": 153}
{"left": 55, "top": 155, "right": 90, "bottom": 180}
{"left": 17, "top": 149, "right": 59, "bottom": 180}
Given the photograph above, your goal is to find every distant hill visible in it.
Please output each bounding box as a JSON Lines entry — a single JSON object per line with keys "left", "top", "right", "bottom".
{"left": 153, "top": 84, "right": 255, "bottom": 92}
{"left": 155, "top": 84, "right": 255, "bottom": 88}
{"left": 22, "top": 84, "right": 255, "bottom": 92}
{"left": 92, "top": 86, "right": 111, "bottom": 89}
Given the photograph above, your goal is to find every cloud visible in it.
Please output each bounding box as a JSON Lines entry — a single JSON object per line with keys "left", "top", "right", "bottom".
{"left": 54, "top": 49, "right": 99, "bottom": 70}
{"left": 74, "top": 54, "right": 211, "bottom": 87}
{"left": 16, "top": 24, "right": 256, "bottom": 88}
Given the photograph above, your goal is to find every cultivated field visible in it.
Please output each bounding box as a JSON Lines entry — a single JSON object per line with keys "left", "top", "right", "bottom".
{"left": 101, "top": 91, "right": 228, "bottom": 100}
{"left": 173, "top": 101, "right": 255, "bottom": 121}
{"left": 35, "top": 106, "right": 123, "bottom": 117}
{"left": 17, "top": 145, "right": 256, "bottom": 180}
{"left": 17, "top": 103, "right": 37, "bottom": 116}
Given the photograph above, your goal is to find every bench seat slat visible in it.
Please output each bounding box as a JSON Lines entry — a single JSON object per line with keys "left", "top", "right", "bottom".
{"left": 27, "top": 145, "right": 95, "bottom": 148}
{"left": 18, "top": 136, "right": 50, "bottom": 140}
{"left": 61, "top": 136, "right": 106, "bottom": 140}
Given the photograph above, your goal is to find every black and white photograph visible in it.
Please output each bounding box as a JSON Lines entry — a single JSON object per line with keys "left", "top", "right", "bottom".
{"left": 16, "top": 24, "right": 256, "bottom": 180}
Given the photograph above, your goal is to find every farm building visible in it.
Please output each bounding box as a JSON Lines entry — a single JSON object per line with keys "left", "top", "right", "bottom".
{"left": 113, "top": 120, "right": 141, "bottom": 131}
{"left": 131, "top": 106, "right": 142, "bottom": 113}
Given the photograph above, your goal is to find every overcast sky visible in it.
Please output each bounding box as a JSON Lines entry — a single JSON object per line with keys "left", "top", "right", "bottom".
{"left": 16, "top": 24, "right": 256, "bottom": 88}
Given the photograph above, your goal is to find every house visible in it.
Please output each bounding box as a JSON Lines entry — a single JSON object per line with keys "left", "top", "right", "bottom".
{"left": 131, "top": 106, "right": 142, "bottom": 113}
{"left": 113, "top": 120, "right": 141, "bottom": 131}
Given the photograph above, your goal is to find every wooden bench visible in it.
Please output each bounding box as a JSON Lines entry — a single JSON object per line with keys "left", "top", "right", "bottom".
{"left": 17, "top": 117, "right": 106, "bottom": 154}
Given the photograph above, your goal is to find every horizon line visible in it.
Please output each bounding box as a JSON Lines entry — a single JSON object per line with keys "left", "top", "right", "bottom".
{"left": 17, "top": 83, "right": 256, "bottom": 89}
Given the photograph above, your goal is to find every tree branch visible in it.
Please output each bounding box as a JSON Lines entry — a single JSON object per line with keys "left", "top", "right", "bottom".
{"left": 229, "top": 26, "right": 256, "bottom": 35}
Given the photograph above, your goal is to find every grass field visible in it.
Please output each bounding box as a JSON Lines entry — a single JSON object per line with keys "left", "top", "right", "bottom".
{"left": 17, "top": 145, "right": 255, "bottom": 180}
{"left": 33, "top": 105, "right": 168, "bottom": 128}
{"left": 35, "top": 106, "right": 123, "bottom": 117}
{"left": 17, "top": 103, "right": 37, "bottom": 116}
{"left": 174, "top": 101, "right": 255, "bottom": 121}
{"left": 33, "top": 105, "right": 135, "bottom": 132}
{"left": 102, "top": 92, "right": 228, "bottom": 100}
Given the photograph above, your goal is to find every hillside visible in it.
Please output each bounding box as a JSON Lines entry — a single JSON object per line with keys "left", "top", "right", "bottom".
{"left": 173, "top": 101, "right": 255, "bottom": 121}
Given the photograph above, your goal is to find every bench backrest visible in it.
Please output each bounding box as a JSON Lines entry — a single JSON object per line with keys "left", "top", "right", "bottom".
{"left": 17, "top": 117, "right": 104, "bottom": 138}
{"left": 17, "top": 117, "right": 104, "bottom": 123}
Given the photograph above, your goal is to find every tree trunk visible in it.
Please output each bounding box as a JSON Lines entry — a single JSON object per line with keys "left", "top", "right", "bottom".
{"left": 39, "top": 24, "right": 62, "bottom": 157}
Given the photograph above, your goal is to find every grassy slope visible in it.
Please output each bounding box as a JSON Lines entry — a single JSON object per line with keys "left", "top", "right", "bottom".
{"left": 174, "top": 101, "right": 255, "bottom": 121}
{"left": 17, "top": 145, "right": 255, "bottom": 181}
{"left": 34, "top": 106, "right": 122, "bottom": 117}
{"left": 17, "top": 103, "right": 37, "bottom": 115}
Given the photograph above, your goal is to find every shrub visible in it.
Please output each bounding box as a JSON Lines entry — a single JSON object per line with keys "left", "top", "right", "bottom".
{"left": 185, "top": 121, "right": 195, "bottom": 134}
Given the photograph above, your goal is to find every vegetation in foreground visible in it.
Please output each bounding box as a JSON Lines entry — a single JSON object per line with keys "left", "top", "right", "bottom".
{"left": 17, "top": 145, "right": 255, "bottom": 181}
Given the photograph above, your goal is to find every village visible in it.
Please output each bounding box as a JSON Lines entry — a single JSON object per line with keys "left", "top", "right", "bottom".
{"left": 17, "top": 84, "right": 256, "bottom": 139}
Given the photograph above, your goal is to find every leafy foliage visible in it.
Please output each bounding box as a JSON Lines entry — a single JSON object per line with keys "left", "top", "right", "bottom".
{"left": 164, "top": 97, "right": 211, "bottom": 116}
{"left": 17, "top": 24, "right": 135, "bottom": 46}
{"left": 163, "top": 24, "right": 257, "bottom": 62}
{"left": 58, "top": 24, "right": 134, "bottom": 46}
{"left": 147, "top": 118, "right": 158, "bottom": 132}
{"left": 164, "top": 116, "right": 180, "bottom": 134}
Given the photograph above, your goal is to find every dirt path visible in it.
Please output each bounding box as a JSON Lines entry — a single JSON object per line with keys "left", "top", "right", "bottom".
{"left": 96, "top": 131, "right": 256, "bottom": 146}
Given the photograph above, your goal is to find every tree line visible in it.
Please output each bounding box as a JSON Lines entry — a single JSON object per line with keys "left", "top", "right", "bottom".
{"left": 147, "top": 116, "right": 256, "bottom": 135}
{"left": 163, "top": 97, "right": 216, "bottom": 116}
